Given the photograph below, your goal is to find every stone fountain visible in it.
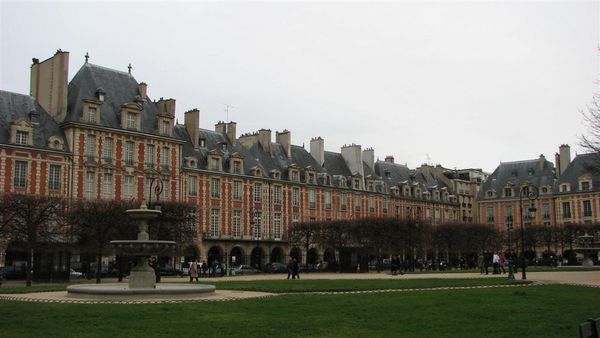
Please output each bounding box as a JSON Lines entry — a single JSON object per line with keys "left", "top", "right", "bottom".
{"left": 67, "top": 202, "right": 215, "bottom": 298}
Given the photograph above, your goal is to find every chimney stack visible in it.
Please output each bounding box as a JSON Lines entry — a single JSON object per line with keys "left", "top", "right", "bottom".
{"left": 363, "top": 148, "right": 375, "bottom": 171}
{"left": 226, "top": 121, "right": 237, "bottom": 144}
{"left": 558, "top": 144, "right": 571, "bottom": 176}
{"left": 276, "top": 130, "right": 292, "bottom": 158}
{"left": 341, "top": 143, "right": 365, "bottom": 188}
{"left": 184, "top": 109, "right": 200, "bottom": 148}
{"left": 156, "top": 98, "right": 176, "bottom": 117}
{"left": 385, "top": 156, "right": 394, "bottom": 164}
{"left": 138, "top": 82, "right": 147, "bottom": 99}
{"left": 310, "top": 137, "right": 325, "bottom": 167}
{"left": 258, "top": 129, "right": 271, "bottom": 153}
{"left": 215, "top": 121, "right": 226, "bottom": 135}
{"left": 30, "top": 50, "right": 69, "bottom": 122}
{"left": 538, "top": 154, "right": 546, "bottom": 171}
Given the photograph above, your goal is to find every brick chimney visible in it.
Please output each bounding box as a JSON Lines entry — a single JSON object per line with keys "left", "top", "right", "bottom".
{"left": 30, "top": 49, "right": 69, "bottom": 122}
{"left": 258, "top": 129, "right": 271, "bottom": 153}
{"left": 385, "top": 156, "right": 394, "bottom": 164}
{"left": 363, "top": 148, "right": 375, "bottom": 171}
{"left": 310, "top": 137, "right": 325, "bottom": 167}
{"left": 156, "top": 98, "right": 176, "bottom": 117}
{"left": 138, "top": 82, "right": 147, "bottom": 99}
{"left": 276, "top": 129, "right": 291, "bottom": 158}
{"left": 184, "top": 109, "right": 200, "bottom": 148}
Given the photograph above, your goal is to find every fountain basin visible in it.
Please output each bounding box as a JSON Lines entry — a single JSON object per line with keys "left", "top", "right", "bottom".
{"left": 67, "top": 283, "right": 216, "bottom": 298}
{"left": 110, "top": 240, "right": 176, "bottom": 256}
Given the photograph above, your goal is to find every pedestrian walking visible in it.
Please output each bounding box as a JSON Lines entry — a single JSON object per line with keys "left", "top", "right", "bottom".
{"left": 189, "top": 259, "right": 199, "bottom": 282}
{"left": 292, "top": 258, "right": 300, "bottom": 279}
{"left": 477, "top": 253, "right": 485, "bottom": 274}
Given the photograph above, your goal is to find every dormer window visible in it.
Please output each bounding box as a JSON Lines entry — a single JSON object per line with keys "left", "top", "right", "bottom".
{"left": 340, "top": 177, "right": 347, "bottom": 188}
{"left": 290, "top": 170, "right": 299, "bottom": 182}
{"left": 199, "top": 138, "right": 206, "bottom": 148}
{"left": 307, "top": 172, "right": 315, "bottom": 184}
{"left": 561, "top": 184, "right": 570, "bottom": 192}
{"left": 353, "top": 179, "right": 360, "bottom": 189}
{"left": 48, "top": 136, "right": 64, "bottom": 150}
{"left": 162, "top": 121, "right": 170, "bottom": 135}
{"left": 96, "top": 88, "right": 106, "bottom": 102}
{"left": 487, "top": 190, "right": 494, "bottom": 198}
{"left": 232, "top": 160, "right": 242, "bottom": 174}
{"left": 87, "top": 107, "right": 97, "bottom": 123}
{"left": 209, "top": 157, "right": 220, "bottom": 171}
{"left": 127, "top": 112, "right": 136, "bottom": 129}
{"left": 581, "top": 181, "right": 591, "bottom": 191}
{"left": 504, "top": 187, "right": 513, "bottom": 197}
{"left": 16, "top": 130, "right": 28, "bottom": 145}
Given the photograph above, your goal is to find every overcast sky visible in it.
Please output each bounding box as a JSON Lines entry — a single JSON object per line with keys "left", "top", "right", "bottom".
{"left": 1, "top": 1, "right": 598, "bottom": 173}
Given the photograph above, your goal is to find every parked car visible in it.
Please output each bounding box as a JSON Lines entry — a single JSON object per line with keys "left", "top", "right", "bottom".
{"left": 264, "top": 262, "right": 288, "bottom": 273}
{"left": 157, "top": 265, "right": 183, "bottom": 277}
{"left": 70, "top": 269, "right": 85, "bottom": 279}
{"left": 0, "top": 266, "right": 27, "bottom": 280}
{"left": 234, "top": 265, "right": 260, "bottom": 275}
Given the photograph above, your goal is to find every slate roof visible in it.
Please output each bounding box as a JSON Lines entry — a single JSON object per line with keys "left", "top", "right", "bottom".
{"left": 374, "top": 160, "right": 411, "bottom": 186}
{"left": 478, "top": 158, "right": 556, "bottom": 199}
{"left": 556, "top": 153, "right": 600, "bottom": 194}
{"left": 0, "top": 90, "right": 68, "bottom": 151}
{"left": 66, "top": 63, "right": 163, "bottom": 134}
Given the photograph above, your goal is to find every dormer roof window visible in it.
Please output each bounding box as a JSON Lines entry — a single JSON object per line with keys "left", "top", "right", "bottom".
{"left": 199, "top": 138, "right": 206, "bottom": 148}
{"left": 96, "top": 88, "right": 106, "bottom": 102}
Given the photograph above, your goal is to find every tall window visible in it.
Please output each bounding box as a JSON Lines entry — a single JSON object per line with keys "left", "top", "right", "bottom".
{"left": 368, "top": 196, "right": 375, "bottom": 213}
{"left": 162, "top": 179, "right": 170, "bottom": 200}
{"left": 254, "top": 183, "right": 262, "bottom": 202}
{"left": 325, "top": 191, "right": 331, "bottom": 210}
{"left": 85, "top": 172, "right": 95, "bottom": 199}
{"left": 487, "top": 207, "right": 494, "bottom": 223}
{"left": 543, "top": 204, "right": 551, "bottom": 220}
{"left": 309, "top": 189, "right": 316, "bottom": 208}
{"left": 274, "top": 185, "right": 282, "bottom": 204}
{"left": 124, "top": 175, "right": 134, "bottom": 199}
{"left": 506, "top": 206, "right": 513, "bottom": 223}
{"left": 381, "top": 197, "right": 387, "bottom": 214}
{"left": 233, "top": 210, "right": 242, "bottom": 238}
{"left": 292, "top": 187, "right": 300, "bottom": 207}
{"left": 274, "top": 212, "right": 281, "bottom": 240}
{"left": 354, "top": 195, "right": 361, "bottom": 212}
{"left": 504, "top": 187, "right": 512, "bottom": 197}
{"left": 16, "top": 130, "right": 28, "bottom": 145}
{"left": 341, "top": 192, "right": 347, "bottom": 211}
{"left": 583, "top": 200, "right": 592, "bottom": 218}
{"left": 86, "top": 135, "right": 96, "bottom": 161}
{"left": 291, "top": 170, "right": 299, "bottom": 182}
{"left": 188, "top": 176, "right": 197, "bottom": 196}
{"left": 211, "top": 209, "right": 220, "bottom": 237}
{"left": 125, "top": 141, "right": 134, "bottom": 165}
{"left": 254, "top": 211, "right": 262, "bottom": 239}
{"left": 211, "top": 178, "right": 220, "bottom": 198}
{"left": 145, "top": 144, "right": 155, "bottom": 166}
{"left": 103, "top": 138, "right": 113, "bottom": 162}
{"left": 233, "top": 180, "right": 242, "bottom": 200}
{"left": 48, "top": 165, "right": 60, "bottom": 191}
{"left": 103, "top": 173, "right": 113, "bottom": 199}
{"left": 161, "top": 147, "right": 170, "bottom": 168}
{"left": 14, "top": 161, "right": 27, "bottom": 188}
{"left": 127, "top": 112, "right": 136, "bottom": 129}
{"left": 562, "top": 202, "right": 571, "bottom": 219}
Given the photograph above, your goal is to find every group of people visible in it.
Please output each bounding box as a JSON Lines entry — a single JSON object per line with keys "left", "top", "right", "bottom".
{"left": 188, "top": 260, "right": 222, "bottom": 282}
{"left": 478, "top": 252, "right": 511, "bottom": 275}
{"left": 390, "top": 255, "right": 405, "bottom": 275}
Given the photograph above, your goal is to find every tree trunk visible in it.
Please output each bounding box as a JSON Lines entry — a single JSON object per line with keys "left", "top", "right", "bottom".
{"left": 26, "top": 247, "right": 34, "bottom": 287}
{"left": 96, "top": 251, "right": 102, "bottom": 284}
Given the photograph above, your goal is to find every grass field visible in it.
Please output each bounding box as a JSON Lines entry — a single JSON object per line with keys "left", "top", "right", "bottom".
{"left": 0, "top": 279, "right": 598, "bottom": 337}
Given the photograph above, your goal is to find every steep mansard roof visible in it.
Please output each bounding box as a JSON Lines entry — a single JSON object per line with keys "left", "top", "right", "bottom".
{"left": 478, "top": 158, "right": 556, "bottom": 199}
{"left": 67, "top": 63, "right": 163, "bottom": 134}
{"left": 0, "top": 90, "right": 68, "bottom": 152}
{"left": 556, "top": 153, "right": 600, "bottom": 194}
{"left": 63, "top": 62, "right": 455, "bottom": 195}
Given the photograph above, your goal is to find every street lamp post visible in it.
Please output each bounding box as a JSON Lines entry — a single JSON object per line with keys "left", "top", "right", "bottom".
{"left": 506, "top": 219, "right": 515, "bottom": 280}
{"left": 519, "top": 184, "right": 538, "bottom": 280}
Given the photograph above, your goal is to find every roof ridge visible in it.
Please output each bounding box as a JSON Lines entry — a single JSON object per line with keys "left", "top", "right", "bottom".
{"left": 85, "top": 62, "right": 132, "bottom": 77}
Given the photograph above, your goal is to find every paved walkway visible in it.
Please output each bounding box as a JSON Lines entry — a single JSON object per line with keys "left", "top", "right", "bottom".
{"left": 1, "top": 270, "right": 599, "bottom": 304}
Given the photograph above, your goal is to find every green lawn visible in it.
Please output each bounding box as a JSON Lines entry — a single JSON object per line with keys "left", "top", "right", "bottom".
{"left": 0, "top": 280, "right": 598, "bottom": 337}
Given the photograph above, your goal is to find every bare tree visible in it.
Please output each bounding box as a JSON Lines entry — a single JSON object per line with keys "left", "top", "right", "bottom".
{"left": 0, "top": 193, "right": 66, "bottom": 286}
{"left": 69, "top": 200, "right": 137, "bottom": 283}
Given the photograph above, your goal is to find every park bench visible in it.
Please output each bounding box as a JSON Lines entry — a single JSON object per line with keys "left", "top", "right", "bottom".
{"left": 579, "top": 318, "right": 600, "bottom": 338}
